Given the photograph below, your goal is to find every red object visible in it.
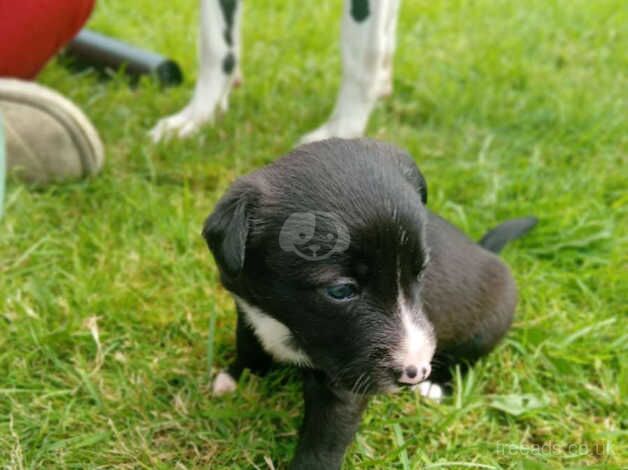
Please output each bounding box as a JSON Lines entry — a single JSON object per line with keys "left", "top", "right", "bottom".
{"left": 0, "top": 0, "right": 95, "bottom": 79}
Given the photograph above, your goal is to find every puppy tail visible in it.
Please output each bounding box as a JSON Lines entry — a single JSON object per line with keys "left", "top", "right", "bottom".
{"left": 479, "top": 217, "right": 538, "bottom": 254}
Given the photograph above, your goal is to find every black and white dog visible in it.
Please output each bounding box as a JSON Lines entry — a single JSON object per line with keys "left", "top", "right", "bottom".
{"left": 202, "top": 138, "right": 536, "bottom": 469}
{"left": 151, "top": 0, "right": 400, "bottom": 143}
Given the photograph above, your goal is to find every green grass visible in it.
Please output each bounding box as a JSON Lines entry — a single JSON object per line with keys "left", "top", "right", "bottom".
{"left": 1, "top": 0, "right": 626, "bottom": 468}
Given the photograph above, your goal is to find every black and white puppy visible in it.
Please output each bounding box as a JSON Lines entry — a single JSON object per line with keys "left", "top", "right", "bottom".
{"left": 202, "top": 138, "right": 536, "bottom": 469}
{"left": 151, "top": 0, "right": 400, "bottom": 143}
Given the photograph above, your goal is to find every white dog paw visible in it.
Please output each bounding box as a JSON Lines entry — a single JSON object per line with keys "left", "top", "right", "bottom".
{"left": 299, "top": 126, "right": 333, "bottom": 145}
{"left": 298, "top": 121, "right": 364, "bottom": 145}
{"left": 150, "top": 106, "right": 215, "bottom": 142}
{"left": 212, "top": 371, "right": 237, "bottom": 396}
{"left": 416, "top": 381, "right": 443, "bottom": 402}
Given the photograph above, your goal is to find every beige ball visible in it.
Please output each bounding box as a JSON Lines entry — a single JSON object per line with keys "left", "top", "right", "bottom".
{"left": 0, "top": 79, "right": 104, "bottom": 185}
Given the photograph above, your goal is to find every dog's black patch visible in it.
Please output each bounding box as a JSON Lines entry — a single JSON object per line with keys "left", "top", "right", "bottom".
{"left": 222, "top": 53, "right": 236, "bottom": 74}
{"left": 351, "top": 0, "right": 370, "bottom": 22}
{"left": 219, "top": 0, "right": 237, "bottom": 46}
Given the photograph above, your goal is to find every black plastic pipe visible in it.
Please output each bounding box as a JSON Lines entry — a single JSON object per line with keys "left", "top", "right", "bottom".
{"left": 66, "top": 30, "right": 183, "bottom": 86}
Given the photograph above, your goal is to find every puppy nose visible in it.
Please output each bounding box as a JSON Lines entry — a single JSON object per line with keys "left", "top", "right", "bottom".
{"left": 398, "top": 364, "right": 431, "bottom": 385}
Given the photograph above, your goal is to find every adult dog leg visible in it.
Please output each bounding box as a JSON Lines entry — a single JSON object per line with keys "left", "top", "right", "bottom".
{"left": 151, "top": 0, "right": 242, "bottom": 141}
{"left": 376, "top": 0, "right": 400, "bottom": 98}
{"left": 300, "top": 0, "right": 401, "bottom": 144}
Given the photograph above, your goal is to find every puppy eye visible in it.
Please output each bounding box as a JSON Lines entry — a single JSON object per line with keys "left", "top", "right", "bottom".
{"left": 324, "top": 283, "right": 358, "bottom": 301}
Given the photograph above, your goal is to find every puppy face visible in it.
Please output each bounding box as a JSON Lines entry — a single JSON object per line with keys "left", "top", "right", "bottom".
{"left": 204, "top": 139, "right": 436, "bottom": 394}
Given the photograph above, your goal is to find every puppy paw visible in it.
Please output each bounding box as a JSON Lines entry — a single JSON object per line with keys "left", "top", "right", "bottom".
{"left": 415, "top": 381, "right": 443, "bottom": 402}
{"left": 212, "top": 371, "right": 237, "bottom": 396}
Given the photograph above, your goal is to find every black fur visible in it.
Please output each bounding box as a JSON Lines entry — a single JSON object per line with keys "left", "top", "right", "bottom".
{"left": 202, "top": 138, "right": 535, "bottom": 469}
{"left": 218, "top": 0, "right": 237, "bottom": 46}
{"left": 479, "top": 217, "right": 538, "bottom": 254}
{"left": 218, "top": 0, "right": 238, "bottom": 75}
{"left": 350, "top": 0, "right": 370, "bottom": 23}
{"left": 222, "top": 52, "right": 236, "bottom": 74}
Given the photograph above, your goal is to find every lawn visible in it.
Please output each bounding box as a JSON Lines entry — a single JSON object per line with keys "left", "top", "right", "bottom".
{"left": 1, "top": 0, "right": 626, "bottom": 468}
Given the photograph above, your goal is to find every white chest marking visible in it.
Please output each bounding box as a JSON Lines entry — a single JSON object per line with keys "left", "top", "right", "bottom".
{"left": 234, "top": 296, "right": 312, "bottom": 367}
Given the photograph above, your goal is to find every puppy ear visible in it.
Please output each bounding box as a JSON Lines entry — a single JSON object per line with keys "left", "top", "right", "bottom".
{"left": 393, "top": 151, "right": 428, "bottom": 204}
{"left": 202, "top": 180, "right": 259, "bottom": 277}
